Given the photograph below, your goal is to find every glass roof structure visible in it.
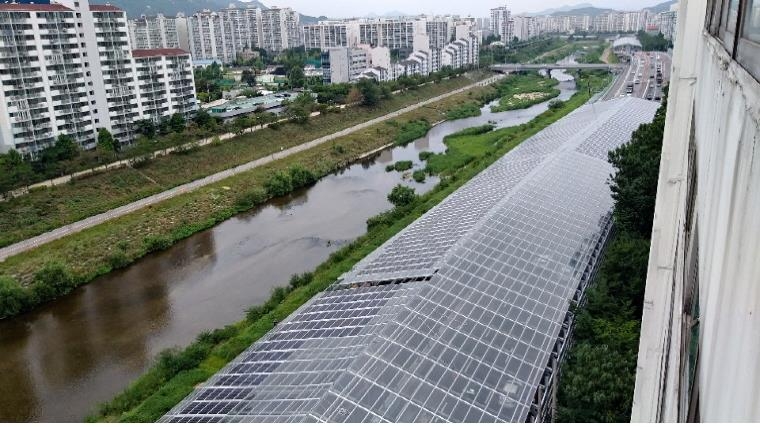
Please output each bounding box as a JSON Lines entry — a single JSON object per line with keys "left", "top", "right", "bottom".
{"left": 161, "top": 97, "right": 659, "bottom": 423}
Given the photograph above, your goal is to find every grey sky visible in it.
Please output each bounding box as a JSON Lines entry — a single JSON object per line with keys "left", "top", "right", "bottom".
{"left": 255, "top": 0, "right": 667, "bottom": 18}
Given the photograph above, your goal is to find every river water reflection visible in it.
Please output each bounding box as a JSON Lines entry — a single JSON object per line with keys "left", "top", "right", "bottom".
{"left": 0, "top": 72, "right": 576, "bottom": 422}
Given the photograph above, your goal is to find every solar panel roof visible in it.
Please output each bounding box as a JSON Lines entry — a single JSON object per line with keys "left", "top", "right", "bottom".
{"left": 161, "top": 97, "right": 659, "bottom": 423}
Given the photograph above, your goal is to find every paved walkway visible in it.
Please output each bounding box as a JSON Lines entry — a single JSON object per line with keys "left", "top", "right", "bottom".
{"left": 0, "top": 74, "right": 503, "bottom": 262}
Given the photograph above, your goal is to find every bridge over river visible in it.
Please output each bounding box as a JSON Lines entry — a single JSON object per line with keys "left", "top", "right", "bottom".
{"left": 491, "top": 63, "right": 625, "bottom": 73}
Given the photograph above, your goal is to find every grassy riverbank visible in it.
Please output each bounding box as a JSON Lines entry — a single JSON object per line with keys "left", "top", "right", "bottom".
{"left": 0, "top": 73, "right": 489, "bottom": 250}
{"left": 489, "top": 73, "right": 561, "bottom": 112}
{"left": 88, "top": 71, "right": 611, "bottom": 423}
{"left": 0, "top": 80, "right": 496, "bottom": 319}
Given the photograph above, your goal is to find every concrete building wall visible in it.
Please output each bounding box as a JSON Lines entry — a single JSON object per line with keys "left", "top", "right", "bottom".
{"left": 632, "top": 0, "right": 760, "bottom": 421}
{"left": 0, "top": 2, "right": 199, "bottom": 155}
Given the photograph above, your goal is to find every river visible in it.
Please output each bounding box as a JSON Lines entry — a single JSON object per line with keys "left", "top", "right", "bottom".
{"left": 0, "top": 72, "right": 576, "bottom": 422}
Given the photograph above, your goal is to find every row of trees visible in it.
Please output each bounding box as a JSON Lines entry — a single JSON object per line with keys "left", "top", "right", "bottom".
{"left": 637, "top": 30, "right": 672, "bottom": 52}
{"left": 1, "top": 63, "right": 471, "bottom": 196}
{"left": 557, "top": 92, "right": 668, "bottom": 421}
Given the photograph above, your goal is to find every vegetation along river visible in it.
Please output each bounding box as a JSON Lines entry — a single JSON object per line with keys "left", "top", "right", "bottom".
{"left": 0, "top": 72, "right": 576, "bottom": 422}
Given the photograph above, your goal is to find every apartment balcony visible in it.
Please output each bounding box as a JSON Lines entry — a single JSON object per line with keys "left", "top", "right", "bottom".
{"left": 38, "top": 27, "right": 75, "bottom": 36}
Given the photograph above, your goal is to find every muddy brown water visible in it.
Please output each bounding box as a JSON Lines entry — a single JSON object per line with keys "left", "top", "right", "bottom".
{"left": 0, "top": 75, "right": 576, "bottom": 422}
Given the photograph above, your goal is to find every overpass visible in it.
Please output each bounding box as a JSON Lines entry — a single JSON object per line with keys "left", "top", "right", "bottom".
{"left": 491, "top": 63, "right": 624, "bottom": 73}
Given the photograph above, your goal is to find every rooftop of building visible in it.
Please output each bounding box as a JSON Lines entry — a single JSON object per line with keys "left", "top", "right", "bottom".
{"left": 161, "top": 96, "right": 659, "bottom": 423}
{"left": 0, "top": 3, "right": 71, "bottom": 12}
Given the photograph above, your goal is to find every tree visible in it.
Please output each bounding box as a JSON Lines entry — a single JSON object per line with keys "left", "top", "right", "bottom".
{"left": 0, "top": 150, "right": 34, "bottom": 195}
{"left": 608, "top": 100, "right": 666, "bottom": 238}
{"left": 285, "top": 93, "right": 315, "bottom": 124}
{"left": 231, "top": 116, "right": 253, "bottom": 136}
{"left": 357, "top": 78, "right": 381, "bottom": 107}
{"left": 135, "top": 119, "right": 157, "bottom": 139}
{"left": 286, "top": 66, "right": 306, "bottom": 89}
{"left": 168, "top": 113, "right": 186, "bottom": 134}
{"left": 193, "top": 109, "right": 217, "bottom": 130}
{"left": 241, "top": 68, "right": 256, "bottom": 87}
{"left": 53, "top": 134, "right": 79, "bottom": 160}
{"left": 97, "top": 128, "right": 116, "bottom": 153}
{"left": 387, "top": 184, "right": 417, "bottom": 207}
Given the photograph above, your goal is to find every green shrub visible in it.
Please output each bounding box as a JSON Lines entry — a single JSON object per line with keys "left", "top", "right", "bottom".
{"left": 144, "top": 235, "right": 172, "bottom": 253}
{"left": 234, "top": 188, "right": 268, "bottom": 211}
{"left": 31, "top": 261, "right": 75, "bottom": 302}
{"left": 419, "top": 151, "right": 433, "bottom": 161}
{"left": 288, "top": 272, "right": 314, "bottom": 290}
{"left": 385, "top": 164, "right": 395, "bottom": 172}
{"left": 288, "top": 165, "right": 316, "bottom": 188}
{"left": 395, "top": 120, "right": 431, "bottom": 146}
{"left": 444, "top": 124, "right": 495, "bottom": 139}
{"left": 331, "top": 144, "right": 345, "bottom": 155}
{"left": 549, "top": 99, "right": 566, "bottom": 110}
{"left": 445, "top": 102, "right": 482, "bottom": 120}
{"left": 387, "top": 184, "right": 417, "bottom": 207}
{"left": 264, "top": 171, "right": 294, "bottom": 197}
{"left": 412, "top": 170, "right": 426, "bottom": 183}
{"left": 108, "top": 250, "right": 131, "bottom": 270}
{"left": 393, "top": 160, "right": 414, "bottom": 172}
{"left": 0, "top": 276, "right": 31, "bottom": 318}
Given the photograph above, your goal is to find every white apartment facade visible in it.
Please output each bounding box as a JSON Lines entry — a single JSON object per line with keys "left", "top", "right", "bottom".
{"left": 321, "top": 47, "right": 369, "bottom": 84}
{"left": 128, "top": 14, "right": 180, "bottom": 49}
{"left": 490, "top": 6, "right": 514, "bottom": 43}
{"left": 0, "top": 1, "right": 198, "bottom": 155}
{"left": 0, "top": 3, "right": 93, "bottom": 153}
{"left": 303, "top": 21, "right": 360, "bottom": 50}
{"left": 631, "top": 0, "right": 760, "bottom": 421}
{"left": 188, "top": 6, "right": 298, "bottom": 62}
{"left": 512, "top": 15, "right": 540, "bottom": 40}
{"left": 132, "top": 49, "right": 197, "bottom": 122}
{"left": 259, "top": 7, "right": 300, "bottom": 53}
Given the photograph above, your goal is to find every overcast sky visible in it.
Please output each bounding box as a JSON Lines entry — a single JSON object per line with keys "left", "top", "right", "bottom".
{"left": 255, "top": 0, "right": 666, "bottom": 18}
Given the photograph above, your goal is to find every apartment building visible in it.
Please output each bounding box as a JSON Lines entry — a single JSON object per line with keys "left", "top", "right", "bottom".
{"left": 0, "top": 0, "right": 198, "bottom": 155}
{"left": 128, "top": 14, "right": 180, "bottom": 49}
{"left": 132, "top": 49, "right": 197, "bottom": 122}
{"left": 187, "top": 11, "right": 226, "bottom": 63}
{"left": 426, "top": 18, "right": 453, "bottom": 50}
{"left": 659, "top": 9, "right": 678, "bottom": 40}
{"left": 512, "top": 15, "right": 540, "bottom": 40}
{"left": 188, "top": 6, "right": 298, "bottom": 62}
{"left": 259, "top": 7, "right": 300, "bottom": 52}
{"left": 0, "top": 3, "right": 92, "bottom": 153}
{"left": 490, "top": 6, "right": 514, "bottom": 43}
{"left": 321, "top": 47, "right": 369, "bottom": 84}
{"left": 303, "top": 21, "right": 360, "bottom": 50}
{"left": 358, "top": 18, "right": 426, "bottom": 53}
{"left": 632, "top": 0, "right": 760, "bottom": 421}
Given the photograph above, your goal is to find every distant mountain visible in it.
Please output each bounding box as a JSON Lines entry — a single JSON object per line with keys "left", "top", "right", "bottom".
{"left": 364, "top": 11, "right": 411, "bottom": 18}
{"left": 526, "top": 3, "right": 594, "bottom": 16}
{"left": 107, "top": 0, "right": 268, "bottom": 18}
{"left": 300, "top": 15, "right": 329, "bottom": 24}
{"left": 644, "top": 0, "right": 678, "bottom": 13}
{"left": 550, "top": 6, "right": 614, "bottom": 16}
{"left": 107, "top": 0, "right": 327, "bottom": 23}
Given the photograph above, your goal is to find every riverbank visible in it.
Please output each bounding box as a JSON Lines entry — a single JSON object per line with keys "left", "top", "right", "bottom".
{"left": 0, "top": 79, "right": 499, "bottom": 319}
{"left": 0, "top": 73, "right": 493, "bottom": 251}
{"left": 89, "top": 71, "right": 612, "bottom": 423}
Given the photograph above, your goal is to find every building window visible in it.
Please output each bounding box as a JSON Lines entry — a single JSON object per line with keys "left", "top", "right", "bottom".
{"left": 708, "top": 0, "right": 760, "bottom": 80}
